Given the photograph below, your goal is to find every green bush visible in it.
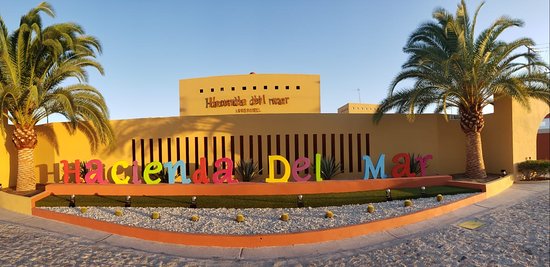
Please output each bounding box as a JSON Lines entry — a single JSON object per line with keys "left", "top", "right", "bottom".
{"left": 80, "top": 161, "right": 89, "bottom": 179}
{"left": 517, "top": 160, "right": 550, "bottom": 180}
{"left": 312, "top": 156, "right": 343, "bottom": 180}
{"left": 235, "top": 159, "right": 261, "bottom": 182}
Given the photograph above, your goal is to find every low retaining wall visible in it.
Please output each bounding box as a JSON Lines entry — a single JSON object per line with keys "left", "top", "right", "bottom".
{"left": 41, "top": 175, "right": 453, "bottom": 197}
{"left": 32, "top": 193, "right": 486, "bottom": 247}
{"left": 0, "top": 191, "right": 32, "bottom": 215}
{"left": 24, "top": 175, "right": 515, "bottom": 247}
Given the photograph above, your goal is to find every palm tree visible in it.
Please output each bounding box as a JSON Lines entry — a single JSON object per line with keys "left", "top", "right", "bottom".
{"left": 0, "top": 2, "right": 114, "bottom": 191}
{"left": 374, "top": 1, "right": 550, "bottom": 179}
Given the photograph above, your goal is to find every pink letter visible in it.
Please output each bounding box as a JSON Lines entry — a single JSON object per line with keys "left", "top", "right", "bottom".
{"left": 292, "top": 157, "right": 311, "bottom": 182}
{"left": 84, "top": 159, "right": 107, "bottom": 184}
{"left": 212, "top": 158, "right": 238, "bottom": 184}
{"left": 416, "top": 154, "right": 433, "bottom": 177}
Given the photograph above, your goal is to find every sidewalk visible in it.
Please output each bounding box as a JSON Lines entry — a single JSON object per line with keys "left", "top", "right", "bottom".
{"left": 0, "top": 181, "right": 548, "bottom": 264}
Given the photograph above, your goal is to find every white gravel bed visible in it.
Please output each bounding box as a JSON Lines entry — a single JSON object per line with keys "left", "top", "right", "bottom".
{"left": 41, "top": 193, "right": 477, "bottom": 235}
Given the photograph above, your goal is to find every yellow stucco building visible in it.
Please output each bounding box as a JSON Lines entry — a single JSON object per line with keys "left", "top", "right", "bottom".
{"left": 179, "top": 73, "right": 320, "bottom": 116}
{"left": 0, "top": 73, "right": 548, "bottom": 188}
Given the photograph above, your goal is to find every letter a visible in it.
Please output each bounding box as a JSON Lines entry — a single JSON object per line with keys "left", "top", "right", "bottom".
{"left": 212, "top": 158, "right": 238, "bottom": 184}
{"left": 391, "top": 153, "right": 415, "bottom": 178}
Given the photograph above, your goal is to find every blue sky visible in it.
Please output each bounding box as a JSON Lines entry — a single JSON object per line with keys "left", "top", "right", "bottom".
{"left": 1, "top": 1, "right": 548, "bottom": 120}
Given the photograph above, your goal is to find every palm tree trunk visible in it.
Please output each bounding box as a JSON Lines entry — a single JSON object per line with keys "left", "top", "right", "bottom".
{"left": 465, "top": 131, "right": 487, "bottom": 179}
{"left": 13, "top": 125, "right": 38, "bottom": 191}
{"left": 15, "top": 148, "right": 36, "bottom": 191}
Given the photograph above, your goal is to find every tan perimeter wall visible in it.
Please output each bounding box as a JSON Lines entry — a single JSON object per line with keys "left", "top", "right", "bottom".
{"left": 0, "top": 97, "right": 547, "bottom": 186}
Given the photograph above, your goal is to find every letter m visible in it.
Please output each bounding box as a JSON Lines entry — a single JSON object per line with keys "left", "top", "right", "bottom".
{"left": 363, "top": 154, "right": 387, "bottom": 179}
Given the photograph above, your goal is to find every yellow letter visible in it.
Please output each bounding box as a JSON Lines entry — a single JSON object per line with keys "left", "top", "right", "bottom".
{"left": 265, "top": 155, "right": 291, "bottom": 183}
{"left": 111, "top": 160, "right": 130, "bottom": 184}
{"left": 143, "top": 162, "right": 162, "bottom": 184}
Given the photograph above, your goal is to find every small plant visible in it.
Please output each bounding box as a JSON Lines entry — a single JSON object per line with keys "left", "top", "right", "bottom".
{"left": 80, "top": 161, "right": 89, "bottom": 179}
{"left": 404, "top": 199, "right": 413, "bottom": 207}
{"left": 325, "top": 210, "right": 334, "bottom": 218}
{"left": 280, "top": 213, "right": 290, "bottom": 221}
{"left": 80, "top": 207, "right": 88, "bottom": 213}
{"left": 399, "top": 154, "right": 426, "bottom": 176}
{"left": 312, "top": 156, "right": 342, "bottom": 180}
{"left": 436, "top": 194, "right": 443, "bottom": 202}
{"left": 517, "top": 160, "right": 550, "bottom": 180}
{"left": 114, "top": 210, "right": 123, "bottom": 216}
{"left": 235, "top": 160, "right": 261, "bottom": 182}
{"left": 190, "top": 215, "right": 200, "bottom": 222}
{"left": 367, "top": 204, "right": 375, "bottom": 213}
{"left": 236, "top": 213, "right": 245, "bottom": 222}
{"left": 151, "top": 212, "right": 160, "bottom": 219}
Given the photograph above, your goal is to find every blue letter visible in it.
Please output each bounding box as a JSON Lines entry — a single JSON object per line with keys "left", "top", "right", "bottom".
{"left": 164, "top": 160, "right": 190, "bottom": 184}
{"left": 363, "top": 154, "right": 387, "bottom": 179}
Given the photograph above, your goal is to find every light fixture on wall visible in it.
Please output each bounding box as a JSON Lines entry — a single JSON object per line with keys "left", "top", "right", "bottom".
{"left": 125, "top": 196, "right": 131, "bottom": 207}
{"left": 386, "top": 189, "right": 392, "bottom": 201}
{"left": 190, "top": 196, "right": 197, "bottom": 208}
{"left": 501, "top": 170, "right": 507, "bottom": 176}
{"left": 69, "top": 194, "right": 76, "bottom": 207}
{"left": 297, "top": 195, "right": 304, "bottom": 208}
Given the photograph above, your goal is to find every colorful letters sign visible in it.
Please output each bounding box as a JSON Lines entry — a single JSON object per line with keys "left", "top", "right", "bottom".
{"left": 60, "top": 152, "right": 432, "bottom": 184}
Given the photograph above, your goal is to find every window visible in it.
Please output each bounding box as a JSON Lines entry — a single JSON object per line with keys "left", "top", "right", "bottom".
{"left": 220, "top": 87, "right": 224, "bottom": 92}
{"left": 264, "top": 85, "right": 268, "bottom": 90}
{"left": 200, "top": 89, "right": 204, "bottom": 93}
{"left": 242, "top": 86, "right": 247, "bottom": 90}
{"left": 285, "top": 85, "right": 289, "bottom": 90}
{"left": 253, "top": 86, "right": 257, "bottom": 90}
{"left": 296, "top": 86, "right": 301, "bottom": 90}
{"left": 210, "top": 88, "right": 214, "bottom": 92}
{"left": 231, "top": 87, "right": 235, "bottom": 91}
{"left": 275, "top": 86, "right": 279, "bottom": 90}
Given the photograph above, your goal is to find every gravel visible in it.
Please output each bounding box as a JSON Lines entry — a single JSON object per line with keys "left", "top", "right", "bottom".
{"left": 40, "top": 193, "right": 477, "bottom": 235}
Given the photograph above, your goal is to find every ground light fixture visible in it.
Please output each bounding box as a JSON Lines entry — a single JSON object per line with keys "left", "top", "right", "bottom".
{"left": 386, "top": 189, "right": 392, "bottom": 201}
{"left": 69, "top": 194, "right": 76, "bottom": 207}
{"left": 297, "top": 194, "right": 304, "bottom": 208}
{"left": 190, "top": 196, "right": 197, "bottom": 208}
{"left": 125, "top": 196, "right": 131, "bottom": 207}
{"left": 501, "top": 170, "right": 507, "bottom": 176}
{"left": 421, "top": 186, "right": 426, "bottom": 197}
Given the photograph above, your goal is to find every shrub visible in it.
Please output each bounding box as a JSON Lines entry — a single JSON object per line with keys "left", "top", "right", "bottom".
{"left": 80, "top": 207, "right": 87, "bottom": 213}
{"left": 235, "top": 160, "right": 261, "bottom": 182}
{"left": 236, "top": 214, "right": 245, "bottom": 222}
{"left": 114, "top": 210, "right": 123, "bottom": 216}
{"left": 404, "top": 200, "right": 413, "bottom": 207}
{"left": 325, "top": 210, "right": 334, "bottom": 218}
{"left": 190, "top": 215, "right": 200, "bottom": 222}
{"left": 436, "top": 194, "right": 443, "bottom": 202}
{"left": 517, "top": 160, "right": 550, "bottom": 180}
{"left": 280, "top": 213, "right": 290, "bottom": 221}
{"left": 367, "top": 204, "right": 375, "bottom": 213}
{"left": 151, "top": 212, "right": 160, "bottom": 219}
{"left": 312, "top": 156, "right": 343, "bottom": 180}
{"left": 80, "top": 161, "right": 89, "bottom": 179}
